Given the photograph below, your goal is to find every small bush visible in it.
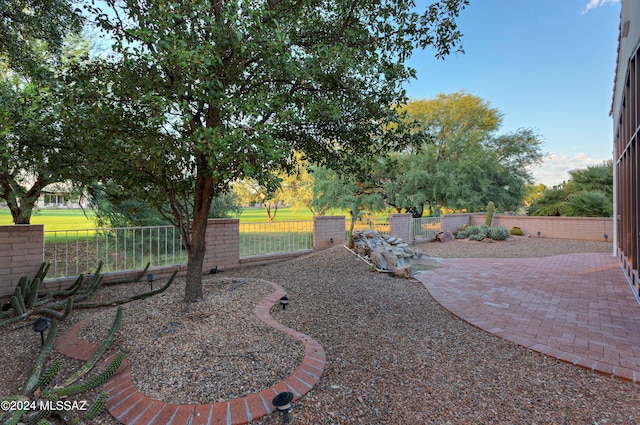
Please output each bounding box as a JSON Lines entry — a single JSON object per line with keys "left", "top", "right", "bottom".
{"left": 465, "top": 225, "right": 489, "bottom": 239}
{"left": 510, "top": 227, "right": 524, "bottom": 236}
{"left": 454, "top": 229, "right": 468, "bottom": 239}
{"left": 468, "top": 234, "right": 485, "bottom": 241}
{"left": 489, "top": 226, "right": 509, "bottom": 241}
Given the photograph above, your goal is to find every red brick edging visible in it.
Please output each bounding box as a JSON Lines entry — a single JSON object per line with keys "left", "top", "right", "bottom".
{"left": 55, "top": 281, "right": 325, "bottom": 425}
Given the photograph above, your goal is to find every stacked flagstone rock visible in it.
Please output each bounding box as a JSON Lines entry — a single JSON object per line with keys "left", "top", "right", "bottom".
{"left": 348, "top": 230, "right": 422, "bottom": 278}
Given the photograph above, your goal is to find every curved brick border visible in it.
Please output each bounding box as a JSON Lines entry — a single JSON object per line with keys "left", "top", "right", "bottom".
{"left": 55, "top": 281, "right": 325, "bottom": 425}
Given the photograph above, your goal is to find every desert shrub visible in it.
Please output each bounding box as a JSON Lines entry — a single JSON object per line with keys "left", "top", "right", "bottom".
{"left": 510, "top": 226, "right": 524, "bottom": 236}
{"left": 454, "top": 229, "right": 468, "bottom": 239}
{"left": 489, "top": 226, "right": 509, "bottom": 241}
{"left": 465, "top": 225, "right": 489, "bottom": 239}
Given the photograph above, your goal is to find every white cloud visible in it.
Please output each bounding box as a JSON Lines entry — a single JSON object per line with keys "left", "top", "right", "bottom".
{"left": 581, "top": 0, "right": 620, "bottom": 15}
{"left": 530, "top": 152, "right": 611, "bottom": 187}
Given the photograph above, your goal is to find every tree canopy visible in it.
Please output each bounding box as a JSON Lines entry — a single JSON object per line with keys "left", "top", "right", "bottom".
{"left": 0, "top": 35, "right": 92, "bottom": 224}
{"left": 76, "top": 0, "right": 469, "bottom": 301}
{"left": 379, "top": 92, "right": 545, "bottom": 216}
{"left": 0, "top": 0, "right": 83, "bottom": 78}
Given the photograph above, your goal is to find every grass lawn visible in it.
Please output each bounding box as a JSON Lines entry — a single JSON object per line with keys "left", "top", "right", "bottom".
{"left": 0, "top": 207, "right": 318, "bottom": 230}
{"left": 233, "top": 206, "right": 314, "bottom": 222}
{"left": 0, "top": 208, "right": 96, "bottom": 230}
{"left": 1, "top": 206, "right": 395, "bottom": 231}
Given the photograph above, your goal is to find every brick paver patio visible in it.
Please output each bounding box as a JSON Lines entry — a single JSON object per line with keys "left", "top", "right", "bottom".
{"left": 415, "top": 252, "right": 640, "bottom": 382}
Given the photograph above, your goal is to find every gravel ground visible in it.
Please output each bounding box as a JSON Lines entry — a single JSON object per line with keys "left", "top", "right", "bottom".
{"left": 2, "top": 237, "right": 638, "bottom": 425}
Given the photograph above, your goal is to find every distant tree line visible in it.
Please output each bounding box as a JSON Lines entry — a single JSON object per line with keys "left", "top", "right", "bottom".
{"left": 527, "top": 162, "right": 613, "bottom": 217}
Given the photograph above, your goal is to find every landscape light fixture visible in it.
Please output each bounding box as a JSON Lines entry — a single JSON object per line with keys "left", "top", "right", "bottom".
{"left": 604, "top": 234, "right": 609, "bottom": 242}
{"left": 280, "top": 296, "right": 289, "bottom": 310}
{"left": 272, "top": 391, "right": 294, "bottom": 424}
{"left": 537, "top": 231, "right": 541, "bottom": 238}
{"left": 210, "top": 266, "right": 225, "bottom": 274}
{"left": 147, "top": 273, "right": 156, "bottom": 291}
{"left": 330, "top": 237, "right": 334, "bottom": 244}
{"left": 32, "top": 317, "right": 51, "bottom": 346}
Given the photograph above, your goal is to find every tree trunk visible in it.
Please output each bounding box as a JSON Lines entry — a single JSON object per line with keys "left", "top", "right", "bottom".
{"left": 184, "top": 171, "right": 215, "bottom": 303}
{"left": 14, "top": 213, "right": 31, "bottom": 224}
{"left": 7, "top": 194, "right": 37, "bottom": 224}
{"left": 412, "top": 202, "right": 424, "bottom": 218}
{"left": 1, "top": 175, "right": 44, "bottom": 224}
{"left": 348, "top": 202, "right": 359, "bottom": 235}
{"left": 263, "top": 203, "right": 273, "bottom": 222}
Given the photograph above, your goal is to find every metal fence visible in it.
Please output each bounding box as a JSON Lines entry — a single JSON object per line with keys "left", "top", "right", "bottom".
{"left": 44, "top": 221, "right": 315, "bottom": 279}
{"left": 44, "top": 226, "right": 186, "bottom": 278}
{"left": 43, "top": 217, "right": 438, "bottom": 279}
{"left": 412, "top": 217, "right": 441, "bottom": 240}
{"left": 239, "top": 220, "right": 314, "bottom": 257}
{"left": 347, "top": 216, "right": 391, "bottom": 239}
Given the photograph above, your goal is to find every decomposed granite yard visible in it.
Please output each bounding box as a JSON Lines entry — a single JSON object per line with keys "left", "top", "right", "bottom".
{"left": 2, "top": 238, "right": 639, "bottom": 424}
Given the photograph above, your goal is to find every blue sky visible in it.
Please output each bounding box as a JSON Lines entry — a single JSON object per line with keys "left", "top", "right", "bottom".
{"left": 405, "top": 0, "right": 621, "bottom": 186}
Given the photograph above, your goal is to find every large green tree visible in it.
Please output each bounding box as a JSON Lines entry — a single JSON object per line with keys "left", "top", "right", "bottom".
{"left": 0, "top": 0, "right": 83, "bottom": 77}
{"left": 311, "top": 165, "right": 386, "bottom": 234}
{"left": 0, "top": 36, "right": 91, "bottom": 224}
{"left": 81, "top": 0, "right": 469, "bottom": 302}
{"left": 380, "top": 92, "right": 544, "bottom": 216}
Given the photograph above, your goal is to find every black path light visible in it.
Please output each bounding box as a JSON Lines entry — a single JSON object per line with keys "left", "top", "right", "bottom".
{"left": 604, "top": 234, "right": 609, "bottom": 242}
{"left": 279, "top": 296, "right": 289, "bottom": 310}
{"left": 32, "top": 317, "right": 51, "bottom": 346}
{"left": 537, "top": 231, "right": 541, "bottom": 238}
{"left": 272, "top": 391, "right": 294, "bottom": 423}
{"left": 147, "top": 273, "right": 156, "bottom": 291}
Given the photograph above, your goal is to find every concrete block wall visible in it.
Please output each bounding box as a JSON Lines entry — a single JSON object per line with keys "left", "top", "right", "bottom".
{"left": 0, "top": 225, "right": 44, "bottom": 296}
{"left": 202, "top": 218, "right": 241, "bottom": 272}
{"left": 446, "top": 213, "right": 613, "bottom": 242}
{"left": 441, "top": 214, "right": 472, "bottom": 232}
{"left": 389, "top": 214, "right": 412, "bottom": 242}
{"left": 491, "top": 215, "right": 612, "bottom": 241}
{"left": 314, "top": 216, "right": 345, "bottom": 250}
{"left": 469, "top": 213, "right": 489, "bottom": 226}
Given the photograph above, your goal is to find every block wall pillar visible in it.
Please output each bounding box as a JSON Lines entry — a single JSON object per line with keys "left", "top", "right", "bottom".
{"left": 202, "top": 219, "right": 240, "bottom": 272}
{"left": 389, "top": 214, "right": 412, "bottom": 242}
{"left": 314, "top": 216, "right": 345, "bottom": 250}
{"left": 0, "top": 225, "right": 44, "bottom": 296}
